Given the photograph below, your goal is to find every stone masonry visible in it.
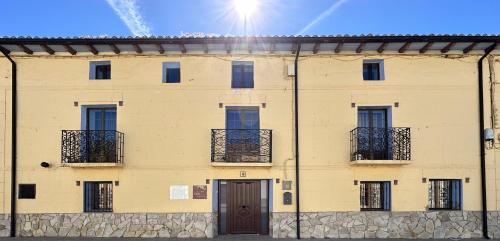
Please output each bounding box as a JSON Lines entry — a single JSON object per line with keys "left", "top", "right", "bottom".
{"left": 273, "top": 211, "right": 500, "bottom": 239}
{"left": 0, "top": 211, "right": 500, "bottom": 238}
{"left": 15, "top": 213, "right": 215, "bottom": 238}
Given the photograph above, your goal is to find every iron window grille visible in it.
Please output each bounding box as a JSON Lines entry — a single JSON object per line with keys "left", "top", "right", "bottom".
{"left": 428, "top": 179, "right": 462, "bottom": 210}
{"left": 211, "top": 129, "right": 272, "bottom": 163}
{"left": 84, "top": 182, "right": 113, "bottom": 212}
{"left": 231, "top": 61, "right": 254, "bottom": 88}
{"left": 61, "top": 130, "right": 124, "bottom": 164}
{"left": 350, "top": 127, "right": 411, "bottom": 161}
{"left": 360, "top": 181, "right": 391, "bottom": 211}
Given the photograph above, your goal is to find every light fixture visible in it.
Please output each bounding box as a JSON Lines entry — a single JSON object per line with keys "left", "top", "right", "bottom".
{"left": 40, "top": 162, "right": 50, "bottom": 168}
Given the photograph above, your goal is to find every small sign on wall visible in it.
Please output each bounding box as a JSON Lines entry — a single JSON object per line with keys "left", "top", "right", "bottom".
{"left": 193, "top": 185, "right": 207, "bottom": 199}
{"left": 170, "top": 185, "right": 189, "bottom": 200}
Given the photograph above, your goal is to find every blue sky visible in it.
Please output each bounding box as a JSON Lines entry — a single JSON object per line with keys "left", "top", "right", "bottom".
{"left": 1, "top": 0, "right": 499, "bottom": 37}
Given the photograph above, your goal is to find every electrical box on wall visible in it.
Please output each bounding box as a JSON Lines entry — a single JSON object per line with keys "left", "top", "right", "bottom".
{"left": 283, "top": 192, "right": 292, "bottom": 205}
{"left": 287, "top": 64, "right": 295, "bottom": 76}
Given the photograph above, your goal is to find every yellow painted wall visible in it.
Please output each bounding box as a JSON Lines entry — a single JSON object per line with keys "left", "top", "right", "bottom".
{"left": 0, "top": 53, "right": 497, "bottom": 214}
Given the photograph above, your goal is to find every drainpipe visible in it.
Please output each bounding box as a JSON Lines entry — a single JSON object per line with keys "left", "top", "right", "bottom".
{"left": 294, "top": 43, "right": 301, "bottom": 239}
{"left": 0, "top": 47, "right": 17, "bottom": 237}
{"left": 478, "top": 43, "right": 496, "bottom": 239}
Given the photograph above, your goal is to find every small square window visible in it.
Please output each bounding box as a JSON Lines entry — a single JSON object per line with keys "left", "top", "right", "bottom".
{"left": 429, "top": 179, "right": 462, "bottom": 210}
{"left": 360, "top": 181, "right": 390, "bottom": 211}
{"left": 90, "top": 61, "right": 111, "bottom": 80}
{"left": 363, "top": 60, "right": 384, "bottom": 80}
{"left": 19, "top": 184, "right": 36, "bottom": 199}
{"left": 232, "top": 61, "right": 254, "bottom": 88}
{"left": 163, "top": 62, "right": 181, "bottom": 83}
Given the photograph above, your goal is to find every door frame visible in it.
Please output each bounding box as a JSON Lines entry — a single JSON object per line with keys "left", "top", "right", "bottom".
{"left": 217, "top": 179, "right": 270, "bottom": 235}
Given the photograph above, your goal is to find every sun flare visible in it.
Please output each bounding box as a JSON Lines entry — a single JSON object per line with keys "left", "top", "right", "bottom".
{"left": 233, "top": 0, "right": 259, "bottom": 17}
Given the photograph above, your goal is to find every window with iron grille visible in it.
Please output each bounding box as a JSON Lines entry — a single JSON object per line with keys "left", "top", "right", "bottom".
{"left": 232, "top": 61, "right": 254, "bottom": 88}
{"left": 363, "top": 60, "right": 384, "bottom": 80}
{"left": 84, "top": 182, "right": 113, "bottom": 212}
{"left": 428, "top": 179, "right": 461, "bottom": 210}
{"left": 89, "top": 61, "right": 111, "bottom": 80}
{"left": 360, "top": 181, "right": 391, "bottom": 211}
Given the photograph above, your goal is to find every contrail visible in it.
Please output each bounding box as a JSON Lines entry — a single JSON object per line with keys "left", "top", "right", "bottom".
{"left": 296, "top": 0, "right": 349, "bottom": 35}
{"left": 106, "top": 0, "right": 152, "bottom": 36}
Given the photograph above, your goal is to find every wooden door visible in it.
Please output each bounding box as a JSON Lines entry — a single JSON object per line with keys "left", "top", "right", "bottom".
{"left": 228, "top": 180, "right": 261, "bottom": 234}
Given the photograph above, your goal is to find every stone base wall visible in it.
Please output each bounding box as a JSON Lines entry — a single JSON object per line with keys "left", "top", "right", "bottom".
{"left": 0, "top": 211, "right": 499, "bottom": 238}
{"left": 273, "top": 211, "right": 490, "bottom": 239}
{"left": 0, "top": 214, "right": 10, "bottom": 237}
{"left": 16, "top": 213, "right": 215, "bottom": 238}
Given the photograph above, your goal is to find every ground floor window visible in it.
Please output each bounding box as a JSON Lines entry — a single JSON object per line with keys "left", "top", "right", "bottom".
{"left": 84, "top": 181, "right": 113, "bottom": 212}
{"left": 428, "top": 179, "right": 461, "bottom": 210}
{"left": 360, "top": 181, "right": 391, "bottom": 211}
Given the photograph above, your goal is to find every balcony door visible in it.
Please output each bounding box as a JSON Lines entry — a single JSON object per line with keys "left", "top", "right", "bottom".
{"left": 86, "top": 107, "right": 117, "bottom": 163}
{"left": 225, "top": 107, "right": 260, "bottom": 162}
{"left": 357, "top": 108, "right": 389, "bottom": 160}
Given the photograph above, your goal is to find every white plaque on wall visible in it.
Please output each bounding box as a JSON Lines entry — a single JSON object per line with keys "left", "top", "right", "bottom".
{"left": 170, "top": 185, "right": 189, "bottom": 200}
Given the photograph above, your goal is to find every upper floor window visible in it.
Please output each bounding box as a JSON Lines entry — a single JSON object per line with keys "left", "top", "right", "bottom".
{"left": 232, "top": 61, "right": 254, "bottom": 88}
{"left": 360, "top": 181, "right": 391, "bottom": 211}
{"left": 163, "top": 62, "right": 181, "bottom": 83}
{"left": 363, "top": 60, "right": 384, "bottom": 81}
{"left": 84, "top": 181, "right": 113, "bottom": 212}
{"left": 89, "top": 61, "right": 111, "bottom": 80}
{"left": 428, "top": 179, "right": 461, "bottom": 210}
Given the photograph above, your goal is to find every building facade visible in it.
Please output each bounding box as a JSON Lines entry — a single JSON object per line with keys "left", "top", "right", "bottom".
{"left": 0, "top": 35, "right": 499, "bottom": 238}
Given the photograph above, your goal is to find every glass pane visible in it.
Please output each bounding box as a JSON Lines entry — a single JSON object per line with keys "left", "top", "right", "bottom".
{"left": 166, "top": 68, "right": 181, "bottom": 83}
{"left": 219, "top": 181, "right": 228, "bottom": 234}
{"left": 88, "top": 109, "right": 103, "bottom": 130}
{"left": 104, "top": 109, "right": 117, "bottom": 130}
{"left": 260, "top": 180, "right": 269, "bottom": 234}
{"left": 95, "top": 65, "right": 110, "bottom": 79}
{"left": 371, "top": 110, "right": 386, "bottom": 128}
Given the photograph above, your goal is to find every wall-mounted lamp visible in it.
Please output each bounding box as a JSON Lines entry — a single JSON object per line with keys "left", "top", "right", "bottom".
{"left": 40, "top": 162, "right": 50, "bottom": 168}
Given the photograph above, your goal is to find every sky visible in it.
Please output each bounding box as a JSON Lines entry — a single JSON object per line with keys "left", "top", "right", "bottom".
{"left": 1, "top": 0, "right": 500, "bottom": 37}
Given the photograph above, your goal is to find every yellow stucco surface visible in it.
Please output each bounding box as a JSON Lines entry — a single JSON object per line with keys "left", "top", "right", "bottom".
{"left": 0, "top": 53, "right": 497, "bottom": 214}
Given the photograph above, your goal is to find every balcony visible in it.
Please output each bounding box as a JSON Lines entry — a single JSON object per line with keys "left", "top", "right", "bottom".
{"left": 350, "top": 127, "right": 411, "bottom": 165}
{"left": 211, "top": 129, "right": 272, "bottom": 166}
{"left": 61, "top": 130, "right": 124, "bottom": 167}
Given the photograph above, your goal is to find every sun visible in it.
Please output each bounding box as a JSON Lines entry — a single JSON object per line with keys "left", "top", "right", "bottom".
{"left": 233, "top": 0, "right": 259, "bottom": 17}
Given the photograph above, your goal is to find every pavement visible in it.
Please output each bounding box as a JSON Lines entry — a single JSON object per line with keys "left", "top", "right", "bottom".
{"left": 0, "top": 237, "right": 494, "bottom": 241}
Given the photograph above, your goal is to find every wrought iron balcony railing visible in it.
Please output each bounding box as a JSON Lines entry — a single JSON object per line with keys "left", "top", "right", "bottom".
{"left": 61, "top": 130, "right": 124, "bottom": 164}
{"left": 211, "top": 129, "right": 272, "bottom": 163}
{"left": 350, "top": 127, "right": 411, "bottom": 161}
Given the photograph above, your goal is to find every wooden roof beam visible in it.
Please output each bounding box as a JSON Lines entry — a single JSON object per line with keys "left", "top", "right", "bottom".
{"left": 398, "top": 42, "right": 411, "bottom": 53}
{"left": 356, "top": 42, "right": 365, "bottom": 53}
{"left": 291, "top": 43, "right": 298, "bottom": 54}
{"left": 62, "top": 44, "right": 76, "bottom": 55}
{"left": 179, "top": 43, "right": 187, "bottom": 54}
{"left": 17, "top": 44, "right": 33, "bottom": 54}
{"left": 312, "top": 42, "right": 320, "bottom": 54}
{"left": 419, "top": 42, "right": 433, "bottom": 53}
{"left": 334, "top": 42, "right": 343, "bottom": 53}
{"left": 440, "top": 42, "right": 456, "bottom": 53}
{"left": 377, "top": 42, "right": 388, "bottom": 53}
{"left": 132, "top": 44, "right": 143, "bottom": 54}
{"left": 109, "top": 44, "right": 121, "bottom": 54}
{"left": 87, "top": 44, "right": 98, "bottom": 55}
{"left": 463, "top": 42, "right": 477, "bottom": 54}
{"left": 40, "top": 44, "right": 55, "bottom": 55}
{"left": 269, "top": 43, "right": 275, "bottom": 53}
{"left": 203, "top": 43, "right": 209, "bottom": 53}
